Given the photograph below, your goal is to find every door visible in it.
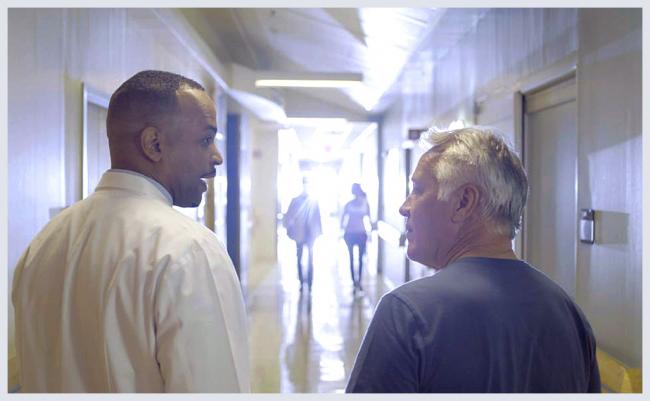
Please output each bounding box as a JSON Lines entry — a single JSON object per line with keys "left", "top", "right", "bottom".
{"left": 523, "top": 76, "right": 577, "bottom": 298}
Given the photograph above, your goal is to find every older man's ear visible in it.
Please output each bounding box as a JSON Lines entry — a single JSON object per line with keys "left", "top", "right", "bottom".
{"left": 451, "top": 184, "right": 481, "bottom": 223}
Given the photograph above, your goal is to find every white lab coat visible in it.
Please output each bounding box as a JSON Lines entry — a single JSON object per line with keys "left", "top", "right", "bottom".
{"left": 12, "top": 170, "right": 250, "bottom": 392}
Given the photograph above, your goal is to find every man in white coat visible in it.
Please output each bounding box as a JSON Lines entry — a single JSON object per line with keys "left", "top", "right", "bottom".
{"left": 12, "top": 70, "right": 250, "bottom": 392}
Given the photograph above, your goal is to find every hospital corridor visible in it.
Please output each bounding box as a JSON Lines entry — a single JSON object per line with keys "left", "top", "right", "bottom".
{"left": 246, "top": 219, "right": 387, "bottom": 393}
{"left": 5, "top": 6, "right": 644, "bottom": 394}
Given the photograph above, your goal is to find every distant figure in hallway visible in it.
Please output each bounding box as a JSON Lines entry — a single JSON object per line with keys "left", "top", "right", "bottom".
{"left": 12, "top": 70, "right": 250, "bottom": 392}
{"left": 346, "top": 126, "right": 600, "bottom": 393}
{"left": 283, "top": 177, "right": 322, "bottom": 291}
{"left": 340, "top": 183, "right": 371, "bottom": 292}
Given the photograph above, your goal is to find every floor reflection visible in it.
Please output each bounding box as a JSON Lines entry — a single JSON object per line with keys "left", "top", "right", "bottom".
{"left": 247, "top": 221, "right": 389, "bottom": 393}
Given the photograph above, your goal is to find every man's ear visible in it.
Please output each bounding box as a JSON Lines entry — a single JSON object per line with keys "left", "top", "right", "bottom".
{"left": 451, "top": 184, "right": 480, "bottom": 223}
{"left": 140, "top": 126, "right": 162, "bottom": 162}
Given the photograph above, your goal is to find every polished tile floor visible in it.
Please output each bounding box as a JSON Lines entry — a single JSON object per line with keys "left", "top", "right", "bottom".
{"left": 245, "top": 225, "right": 391, "bottom": 393}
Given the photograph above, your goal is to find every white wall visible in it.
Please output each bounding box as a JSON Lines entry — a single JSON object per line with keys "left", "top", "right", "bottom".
{"left": 8, "top": 13, "right": 68, "bottom": 386}
{"left": 250, "top": 121, "right": 279, "bottom": 264}
{"left": 7, "top": 8, "right": 229, "bottom": 386}
{"left": 575, "top": 8, "right": 642, "bottom": 367}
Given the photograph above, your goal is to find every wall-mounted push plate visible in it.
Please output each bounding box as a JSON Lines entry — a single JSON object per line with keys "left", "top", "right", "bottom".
{"left": 580, "top": 209, "right": 595, "bottom": 244}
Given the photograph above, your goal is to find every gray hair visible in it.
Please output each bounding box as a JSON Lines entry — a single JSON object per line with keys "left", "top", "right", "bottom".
{"left": 421, "top": 126, "right": 528, "bottom": 238}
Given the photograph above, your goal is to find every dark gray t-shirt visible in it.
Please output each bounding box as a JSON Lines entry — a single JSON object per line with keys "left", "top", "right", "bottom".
{"left": 346, "top": 257, "right": 600, "bottom": 393}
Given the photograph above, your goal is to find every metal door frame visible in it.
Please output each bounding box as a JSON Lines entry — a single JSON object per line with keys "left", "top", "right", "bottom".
{"left": 82, "top": 83, "right": 110, "bottom": 198}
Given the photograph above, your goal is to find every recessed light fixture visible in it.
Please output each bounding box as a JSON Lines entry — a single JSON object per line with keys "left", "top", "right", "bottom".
{"left": 285, "top": 117, "right": 348, "bottom": 126}
{"left": 255, "top": 79, "right": 362, "bottom": 88}
{"left": 255, "top": 72, "right": 363, "bottom": 88}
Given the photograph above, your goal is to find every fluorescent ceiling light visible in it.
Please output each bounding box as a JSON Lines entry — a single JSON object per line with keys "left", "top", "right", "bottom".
{"left": 285, "top": 117, "right": 347, "bottom": 126}
{"left": 256, "top": 79, "right": 361, "bottom": 88}
{"left": 255, "top": 72, "right": 363, "bottom": 88}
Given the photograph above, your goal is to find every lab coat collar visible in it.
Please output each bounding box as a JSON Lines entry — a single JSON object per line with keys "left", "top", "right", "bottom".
{"left": 96, "top": 170, "right": 173, "bottom": 206}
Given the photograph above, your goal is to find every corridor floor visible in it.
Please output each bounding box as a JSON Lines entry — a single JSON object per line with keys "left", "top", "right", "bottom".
{"left": 245, "top": 228, "right": 390, "bottom": 393}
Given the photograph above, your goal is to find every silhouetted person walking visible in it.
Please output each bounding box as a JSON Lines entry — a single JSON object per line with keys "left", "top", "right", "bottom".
{"left": 283, "top": 177, "right": 322, "bottom": 291}
{"left": 341, "top": 183, "right": 370, "bottom": 292}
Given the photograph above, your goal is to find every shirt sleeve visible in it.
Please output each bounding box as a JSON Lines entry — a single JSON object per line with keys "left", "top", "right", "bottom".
{"left": 154, "top": 244, "right": 248, "bottom": 392}
{"left": 346, "top": 293, "right": 421, "bottom": 393}
{"left": 11, "top": 247, "right": 29, "bottom": 307}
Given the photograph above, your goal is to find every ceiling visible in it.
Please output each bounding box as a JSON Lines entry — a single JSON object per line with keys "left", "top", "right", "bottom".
{"left": 177, "top": 8, "right": 486, "bottom": 159}
{"left": 180, "top": 8, "right": 449, "bottom": 116}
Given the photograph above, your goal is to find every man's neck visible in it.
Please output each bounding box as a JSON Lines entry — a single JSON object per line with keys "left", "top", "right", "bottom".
{"left": 442, "top": 224, "right": 518, "bottom": 266}
{"left": 456, "top": 245, "right": 518, "bottom": 261}
{"left": 109, "top": 168, "right": 173, "bottom": 205}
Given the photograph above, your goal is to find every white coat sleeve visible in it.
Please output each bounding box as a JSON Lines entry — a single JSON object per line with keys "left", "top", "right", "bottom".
{"left": 154, "top": 245, "right": 249, "bottom": 392}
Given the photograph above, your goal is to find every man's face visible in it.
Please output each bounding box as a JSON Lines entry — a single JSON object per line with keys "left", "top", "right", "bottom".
{"left": 399, "top": 151, "right": 456, "bottom": 269}
{"left": 161, "top": 89, "right": 222, "bottom": 207}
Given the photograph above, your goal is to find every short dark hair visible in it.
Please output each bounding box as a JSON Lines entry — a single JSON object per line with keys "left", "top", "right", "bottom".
{"left": 107, "top": 70, "right": 205, "bottom": 133}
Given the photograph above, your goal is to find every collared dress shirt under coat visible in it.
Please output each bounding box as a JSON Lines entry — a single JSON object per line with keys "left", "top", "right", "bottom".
{"left": 12, "top": 170, "right": 250, "bottom": 392}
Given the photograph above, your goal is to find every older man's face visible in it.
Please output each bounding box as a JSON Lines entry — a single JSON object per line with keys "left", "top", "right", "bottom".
{"left": 399, "top": 151, "right": 456, "bottom": 269}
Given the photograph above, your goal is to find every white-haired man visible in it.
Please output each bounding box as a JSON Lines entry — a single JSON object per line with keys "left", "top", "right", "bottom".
{"left": 346, "top": 127, "right": 600, "bottom": 393}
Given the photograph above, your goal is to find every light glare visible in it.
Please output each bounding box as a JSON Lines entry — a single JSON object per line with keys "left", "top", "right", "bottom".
{"left": 255, "top": 79, "right": 362, "bottom": 88}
